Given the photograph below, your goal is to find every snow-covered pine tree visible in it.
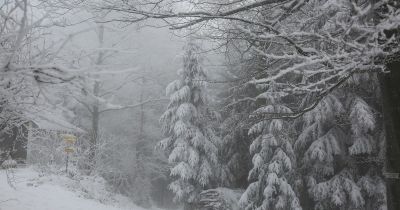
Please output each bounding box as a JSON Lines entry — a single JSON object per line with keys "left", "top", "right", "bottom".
{"left": 347, "top": 73, "right": 387, "bottom": 210}
{"left": 240, "top": 81, "right": 301, "bottom": 210}
{"left": 158, "top": 41, "right": 219, "bottom": 209}
{"left": 289, "top": 1, "right": 388, "bottom": 209}
{"left": 294, "top": 73, "right": 386, "bottom": 210}
{"left": 294, "top": 92, "right": 363, "bottom": 210}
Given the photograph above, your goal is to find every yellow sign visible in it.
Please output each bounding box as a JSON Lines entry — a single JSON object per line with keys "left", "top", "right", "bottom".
{"left": 61, "top": 134, "right": 77, "bottom": 144}
{"left": 64, "top": 147, "right": 74, "bottom": 153}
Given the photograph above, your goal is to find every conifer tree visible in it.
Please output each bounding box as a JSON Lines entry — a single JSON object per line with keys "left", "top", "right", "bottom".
{"left": 347, "top": 74, "right": 387, "bottom": 210}
{"left": 294, "top": 92, "right": 362, "bottom": 210}
{"left": 294, "top": 73, "right": 386, "bottom": 210}
{"left": 158, "top": 41, "right": 219, "bottom": 209}
{"left": 240, "top": 82, "right": 301, "bottom": 210}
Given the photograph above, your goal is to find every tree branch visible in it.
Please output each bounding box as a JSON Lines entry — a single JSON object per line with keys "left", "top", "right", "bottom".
{"left": 99, "top": 98, "right": 168, "bottom": 114}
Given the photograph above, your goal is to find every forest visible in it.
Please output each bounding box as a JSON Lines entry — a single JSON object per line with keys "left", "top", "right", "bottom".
{"left": 0, "top": 0, "right": 399, "bottom": 210}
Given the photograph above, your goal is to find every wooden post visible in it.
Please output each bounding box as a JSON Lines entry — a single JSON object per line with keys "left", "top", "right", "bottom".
{"left": 66, "top": 153, "right": 69, "bottom": 173}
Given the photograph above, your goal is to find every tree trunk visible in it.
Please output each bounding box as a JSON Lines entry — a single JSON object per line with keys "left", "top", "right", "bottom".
{"left": 381, "top": 59, "right": 400, "bottom": 210}
{"left": 136, "top": 76, "right": 146, "bottom": 157}
{"left": 90, "top": 81, "right": 100, "bottom": 171}
{"left": 139, "top": 76, "right": 145, "bottom": 140}
{"left": 88, "top": 23, "right": 105, "bottom": 172}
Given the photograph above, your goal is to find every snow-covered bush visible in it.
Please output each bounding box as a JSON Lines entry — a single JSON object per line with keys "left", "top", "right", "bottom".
{"left": 200, "top": 188, "right": 243, "bottom": 210}
{"left": 28, "top": 129, "right": 65, "bottom": 167}
{"left": 2, "top": 159, "right": 17, "bottom": 169}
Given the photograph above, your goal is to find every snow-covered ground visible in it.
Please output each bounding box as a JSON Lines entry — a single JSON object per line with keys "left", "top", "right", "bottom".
{"left": 0, "top": 167, "right": 158, "bottom": 210}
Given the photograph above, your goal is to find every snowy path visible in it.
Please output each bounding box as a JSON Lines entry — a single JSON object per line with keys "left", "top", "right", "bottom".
{"left": 0, "top": 167, "right": 149, "bottom": 210}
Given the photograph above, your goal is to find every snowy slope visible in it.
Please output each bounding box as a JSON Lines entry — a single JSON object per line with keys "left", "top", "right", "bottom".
{"left": 0, "top": 167, "right": 153, "bottom": 210}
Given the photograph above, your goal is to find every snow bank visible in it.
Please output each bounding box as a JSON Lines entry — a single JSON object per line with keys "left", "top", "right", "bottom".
{"left": 0, "top": 167, "right": 156, "bottom": 210}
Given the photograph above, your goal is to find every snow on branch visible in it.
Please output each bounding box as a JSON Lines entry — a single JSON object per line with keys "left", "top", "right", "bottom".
{"left": 99, "top": 98, "right": 169, "bottom": 113}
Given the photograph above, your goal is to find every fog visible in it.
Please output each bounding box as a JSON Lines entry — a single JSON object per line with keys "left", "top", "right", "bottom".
{"left": 1, "top": 1, "right": 399, "bottom": 210}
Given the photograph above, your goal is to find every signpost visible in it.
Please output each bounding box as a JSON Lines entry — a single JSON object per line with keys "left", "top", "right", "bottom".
{"left": 61, "top": 134, "right": 77, "bottom": 173}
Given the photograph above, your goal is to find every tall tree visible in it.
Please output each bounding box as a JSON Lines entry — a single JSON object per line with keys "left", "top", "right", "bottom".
{"left": 159, "top": 41, "right": 219, "bottom": 209}
{"left": 66, "top": 21, "right": 156, "bottom": 171}
{"left": 239, "top": 80, "right": 301, "bottom": 210}
{"left": 0, "top": 0, "right": 75, "bottom": 134}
